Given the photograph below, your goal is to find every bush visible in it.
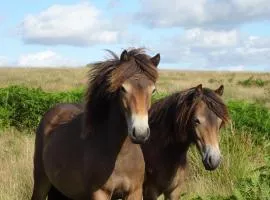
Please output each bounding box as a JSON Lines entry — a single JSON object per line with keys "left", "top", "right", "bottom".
{"left": 208, "top": 78, "right": 223, "bottom": 84}
{"left": 0, "top": 85, "right": 270, "bottom": 141}
{"left": 228, "top": 100, "right": 270, "bottom": 142}
{"left": 0, "top": 107, "right": 11, "bottom": 128}
{"left": 0, "top": 85, "right": 84, "bottom": 130}
{"left": 238, "top": 76, "right": 269, "bottom": 87}
{"left": 152, "top": 91, "right": 167, "bottom": 103}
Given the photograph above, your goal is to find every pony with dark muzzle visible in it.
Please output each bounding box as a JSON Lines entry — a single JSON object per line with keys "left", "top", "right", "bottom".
{"left": 142, "top": 84, "right": 230, "bottom": 200}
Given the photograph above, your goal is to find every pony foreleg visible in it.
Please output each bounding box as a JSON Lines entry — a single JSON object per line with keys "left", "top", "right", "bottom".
{"left": 164, "top": 186, "right": 182, "bottom": 200}
{"left": 92, "top": 189, "right": 110, "bottom": 200}
{"left": 142, "top": 181, "right": 159, "bottom": 200}
{"left": 125, "top": 188, "right": 143, "bottom": 200}
{"left": 31, "top": 172, "right": 51, "bottom": 200}
{"left": 47, "top": 185, "right": 72, "bottom": 200}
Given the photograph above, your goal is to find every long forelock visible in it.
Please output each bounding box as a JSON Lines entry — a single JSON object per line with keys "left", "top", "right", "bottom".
{"left": 175, "top": 87, "right": 230, "bottom": 126}
{"left": 149, "top": 89, "right": 198, "bottom": 142}
{"left": 109, "top": 55, "right": 158, "bottom": 92}
{"left": 202, "top": 89, "right": 230, "bottom": 124}
{"left": 87, "top": 48, "right": 158, "bottom": 96}
{"left": 175, "top": 88, "right": 200, "bottom": 133}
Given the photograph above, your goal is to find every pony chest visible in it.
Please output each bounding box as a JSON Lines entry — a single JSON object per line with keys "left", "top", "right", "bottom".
{"left": 105, "top": 141, "right": 145, "bottom": 193}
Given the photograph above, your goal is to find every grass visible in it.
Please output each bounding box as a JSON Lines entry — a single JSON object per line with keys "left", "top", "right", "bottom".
{"left": 0, "top": 68, "right": 87, "bottom": 92}
{"left": 0, "top": 68, "right": 269, "bottom": 107}
{"left": 0, "top": 128, "right": 33, "bottom": 200}
{"left": 0, "top": 127, "right": 265, "bottom": 200}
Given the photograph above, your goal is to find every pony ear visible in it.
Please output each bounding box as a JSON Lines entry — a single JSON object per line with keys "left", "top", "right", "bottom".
{"left": 195, "top": 84, "right": 203, "bottom": 94}
{"left": 215, "top": 85, "right": 224, "bottom": 96}
{"left": 120, "top": 50, "right": 129, "bottom": 61}
{"left": 151, "top": 53, "right": 160, "bottom": 67}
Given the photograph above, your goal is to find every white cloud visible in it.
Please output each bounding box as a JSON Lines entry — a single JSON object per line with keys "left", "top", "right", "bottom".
{"left": 176, "top": 28, "right": 240, "bottom": 49}
{"left": 207, "top": 46, "right": 270, "bottom": 68}
{"left": 18, "top": 2, "right": 121, "bottom": 46}
{"left": 159, "top": 28, "right": 242, "bottom": 62}
{"left": 137, "top": 0, "right": 270, "bottom": 28}
{"left": 158, "top": 28, "right": 270, "bottom": 71}
{"left": 17, "top": 50, "right": 80, "bottom": 67}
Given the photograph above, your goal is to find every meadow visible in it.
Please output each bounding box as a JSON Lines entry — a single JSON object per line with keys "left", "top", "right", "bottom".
{"left": 0, "top": 68, "right": 269, "bottom": 200}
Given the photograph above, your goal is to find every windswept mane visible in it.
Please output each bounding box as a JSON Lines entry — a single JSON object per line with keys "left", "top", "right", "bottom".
{"left": 83, "top": 48, "right": 158, "bottom": 138}
{"left": 150, "top": 86, "right": 229, "bottom": 141}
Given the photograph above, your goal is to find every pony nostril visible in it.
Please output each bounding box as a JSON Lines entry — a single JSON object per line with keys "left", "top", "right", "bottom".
{"left": 207, "top": 154, "right": 220, "bottom": 169}
{"left": 132, "top": 128, "right": 136, "bottom": 138}
{"left": 147, "top": 128, "right": 150, "bottom": 137}
{"left": 208, "top": 155, "right": 213, "bottom": 166}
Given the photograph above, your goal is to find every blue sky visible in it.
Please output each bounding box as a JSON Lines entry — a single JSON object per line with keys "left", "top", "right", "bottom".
{"left": 1, "top": 0, "right": 270, "bottom": 71}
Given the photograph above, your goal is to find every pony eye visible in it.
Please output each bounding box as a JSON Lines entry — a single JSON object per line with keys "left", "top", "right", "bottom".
{"left": 152, "top": 88, "right": 156, "bottom": 94}
{"left": 194, "top": 118, "right": 200, "bottom": 125}
{"left": 120, "top": 86, "right": 127, "bottom": 93}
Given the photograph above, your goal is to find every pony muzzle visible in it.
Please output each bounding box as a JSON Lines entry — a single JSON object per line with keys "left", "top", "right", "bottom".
{"left": 129, "top": 114, "right": 150, "bottom": 144}
{"left": 202, "top": 145, "right": 221, "bottom": 171}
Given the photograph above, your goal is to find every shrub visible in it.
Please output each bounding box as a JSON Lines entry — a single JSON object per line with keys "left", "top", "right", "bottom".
{"left": 208, "top": 78, "right": 223, "bottom": 84}
{"left": 0, "top": 85, "right": 84, "bottom": 130}
{"left": 0, "top": 107, "right": 11, "bottom": 128}
{"left": 238, "top": 76, "right": 269, "bottom": 87}
{"left": 0, "top": 85, "right": 270, "bottom": 142}
{"left": 228, "top": 100, "right": 270, "bottom": 142}
{"left": 152, "top": 91, "right": 167, "bottom": 103}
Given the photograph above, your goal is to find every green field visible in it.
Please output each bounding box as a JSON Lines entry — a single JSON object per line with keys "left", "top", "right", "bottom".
{"left": 0, "top": 68, "right": 269, "bottom": 200}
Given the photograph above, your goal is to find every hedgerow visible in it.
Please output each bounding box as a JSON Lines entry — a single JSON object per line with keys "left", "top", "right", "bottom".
{"left": 0, "top": 85, "right": 269, "bottom": 142}
{"left": 0, "top": 85, "right": 83, "bottom": 130}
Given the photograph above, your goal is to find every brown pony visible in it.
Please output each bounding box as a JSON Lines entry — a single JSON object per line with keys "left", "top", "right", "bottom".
{"left": 142, "top": 84, "right": 230, "bottom": 200}
{"left": 31, "top": 48, "right": 160, "bottom": 200}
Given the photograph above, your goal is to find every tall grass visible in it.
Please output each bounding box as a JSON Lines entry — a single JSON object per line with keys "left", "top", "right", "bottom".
{"left": 1, "top": 68, "right": 270, "bottom": 107}
{"left": 0, "top": 129, "right": 33, "bottom": 200}
{"left": 0, "top": 128, "right": 266, "bottom": 200}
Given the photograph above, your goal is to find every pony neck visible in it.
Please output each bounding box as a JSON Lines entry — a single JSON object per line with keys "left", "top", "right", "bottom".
{"left": 102, "top": 97, "right": 128, "bottom": 147}
{"left": 149, "top": 97, "right": 191, "bottom": 148}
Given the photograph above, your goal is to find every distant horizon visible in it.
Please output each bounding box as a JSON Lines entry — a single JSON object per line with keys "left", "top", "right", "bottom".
{"left": 1, "top": 65, "right": 269, "bottom": 73}
{"left": 1, "top": 1, "right": 270, "bottom": 72}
